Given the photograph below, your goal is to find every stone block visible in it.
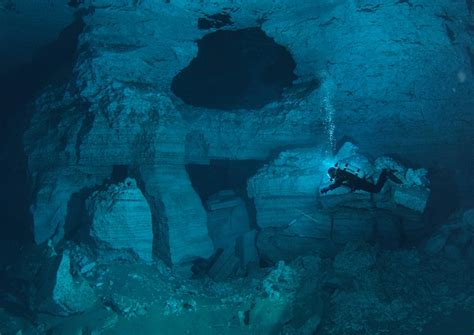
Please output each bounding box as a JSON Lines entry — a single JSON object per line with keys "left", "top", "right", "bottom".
{"left": 256, "top": 221, "right": 333, "bottom": 264}
{"left": 35, "top": 251, "right": 97, "bottom": 316}
{"left": 86, "top": 178, "right": 153, "bottom": 262}
{"left": 140, "top": 165, "right": 214, "bottom": 266}
{"left": 235, "top": 230, "right": 259, "bottom": 269}
{"left": 206, "top": 190, "right": 250, "bottom": 250}
{"left": 207, "top": 246, "right": 240, "bottom": 281}
{"left": 393, "top": 186, "right": 430, "bottom": 213}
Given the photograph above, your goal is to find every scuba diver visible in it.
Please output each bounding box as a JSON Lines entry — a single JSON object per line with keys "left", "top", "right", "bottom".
{"left": 320, "top": 165, "right": 403, "bottom": 194}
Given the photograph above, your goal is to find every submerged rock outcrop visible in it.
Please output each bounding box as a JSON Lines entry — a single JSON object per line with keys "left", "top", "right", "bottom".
{"left": 204, "top": 190, "right": 258, "bottom": 280}
{"left": 86, "top": 178, "right": 153, "bottom": 262}
{"left": 2, "top": 0, "right": 473, "bottom": 333}
{"left": 424, "top": 208, "right": 474, "bottom": 258}
{"left": 205, "top": 190, "right": 250, "bottom": 250}
{"left": 3, "top": 207, "right": 473, "bottom": 334}
{"left": 33, "top": 251, "right": 97, "bottom": 316}
{"left": 23, "top": 0, "right": 473, "bottom": 268}
{"left": 249, "top": 143, "right": 431, "bottom": 262}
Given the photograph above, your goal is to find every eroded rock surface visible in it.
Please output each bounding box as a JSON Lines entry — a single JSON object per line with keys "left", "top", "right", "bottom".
{"left": 4, "top": 212, "right": 473, "bottom": 335}
{"left": 34, "top": 251, "right": 97, "bottom": 316}
{"left": 23, "top": 0, "right": 473, "bottom": 264}
{"left": 86, "top": 178, "right": 153, "bottom": 262}
{"left": 6, "top": 0, "right": 474, "bottom": 333}
{"left": 249, "top": 143, "right": 432, "bottom": 262}
{"left": 206, "top": 190, "right": 250, "bottom": 250}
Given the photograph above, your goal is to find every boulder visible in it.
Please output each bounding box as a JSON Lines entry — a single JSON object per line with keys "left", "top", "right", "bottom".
{"left": 206, "top": 230, "right": 259, "bottom": 280}
{"left": 139, "top": 165, "right": 214, "bottom": 266}
{"left": 35, "top": 251, "right": 96, "bottom": 316}
{"left": 256, "top": 216, "right": 333, "bottom": 264}
{"left": 235, "top": 230, "right": 259, "bottom": 270}
{"left": 249, "top": 143, "right": 431, "bottom": 261}
{"left": 248, "top": 147, "right": 332, "bottom": 261}
{"left": 207, "top": 246, "right": 240, "bottom": 281}
{"left": 86, "top": 178, "right": 153, "bottom": 262}
{"left": 248, "top": 259, "right": 323, "bottom": 334}
{"left": 424, "top": 232, "right": 449, "bottom": 255}
{"left": 424, "top": 208, "right": 474, "bottom": 258}
{"left": 393, "top": 186, "right": 430, "bottom": 213}
{"left": 206, "top": 190, "right": 250, "bottom": 250}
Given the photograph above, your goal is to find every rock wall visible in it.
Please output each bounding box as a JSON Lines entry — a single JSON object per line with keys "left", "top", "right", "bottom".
{"left": 248, "top": 143, "right": 431, "bottom": 262}
{"left": 23, "top": 0, "right": 473, "bottom": 266}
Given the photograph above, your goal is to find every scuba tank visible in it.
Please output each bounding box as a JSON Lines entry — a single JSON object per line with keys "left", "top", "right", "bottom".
{"left": 330, "top": 156, "right": 372, "bottom": 181}
{"left": 335, "top": 161, "right": 361, "bottom": 176}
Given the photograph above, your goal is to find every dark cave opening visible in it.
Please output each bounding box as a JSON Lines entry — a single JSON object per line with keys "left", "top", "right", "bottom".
{"left": 171, "top": 27, "right": 297, "bottom": 110}
{"left": 111, "top": 165, "right": 130, "bottom": 183}
{"left": 186, "top": 160, "right": 264, "bottom": 229}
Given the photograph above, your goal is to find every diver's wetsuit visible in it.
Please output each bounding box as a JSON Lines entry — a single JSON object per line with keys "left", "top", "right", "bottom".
{"left": 322, "top": 169, "right": 399, "bottom": 194}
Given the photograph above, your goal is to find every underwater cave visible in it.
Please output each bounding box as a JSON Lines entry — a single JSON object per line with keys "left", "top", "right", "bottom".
{"left": 171, "top": 27, "right": 297, "bottom": 110}
{"left": 1, "top": 1, "right": 474, "bottom": 334}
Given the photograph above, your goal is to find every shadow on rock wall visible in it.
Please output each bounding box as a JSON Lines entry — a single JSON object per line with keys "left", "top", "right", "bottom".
{"left": 0, "top": 11, "right": 87, "bottom": 260}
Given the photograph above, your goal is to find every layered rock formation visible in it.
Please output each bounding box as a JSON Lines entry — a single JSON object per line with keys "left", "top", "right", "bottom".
{"left": 3, "top": 0, "right": 474, "bottom": 333}
{"left": 23, "top": 0, "right": 473, "bottom": 269}
{"left": 249, "top": 143, "right": 431, "bottom": 262}
{"left": 203, "top": 191, "right": 258, "bottom": 280}
{"left": 206, "top": 190, "right": 250, "bottom": 250}
{"left": 86, "top": 178, "right": 153, "bottom": 262}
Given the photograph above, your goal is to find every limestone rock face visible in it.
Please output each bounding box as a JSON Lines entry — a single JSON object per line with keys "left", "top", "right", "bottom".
{"left": 23, "top": 0, "right": 473, "bottom": 266}
{"left": 35, "top": 251, "right": 97, "bottom": 316}
{"left": 206, "top": 190, "right": 250, "bottom": 250}
{"left": 139, "top": 165, "right": 214, "bottom": 266}
{"left": 393, "top": 186, "right": 430, "bottom": 213}
{"left": 236, "top": 230, "right": 259, "bottom": 269}
{"left": 86, "top": 178, "right": 153, "bottom": 262}
{"left": 204, "top": 191, "right": 258, "bottom": 280}
{"left": 249, "top": 143, "right": 431, "bottom": 261}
